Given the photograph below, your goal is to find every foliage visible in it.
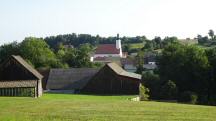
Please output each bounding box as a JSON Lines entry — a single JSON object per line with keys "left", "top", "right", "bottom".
{"left": 178, "top": 91, "right": 198, "bottom": 104}
{"left": 62, "top": 44, "right": 94, "bottom": 68}
{"left": 0, "top": 42, "right": 20, "bottom": 63}
{"left": 158, "top": 43, "right": 213, "bottom": 104}
{"left": 197, "top": 30, "right": 216, "bottom": 45}
{"left": 44, "top": 33, "right": 147, "bottom": 51}
{"left": 0, "top": 37, "right": 97, "bottom": 69}
{"left": 142, "top": 71, "right": 161, "bottom": 99}
{"left": 139, "top": 84, "right": 149, "bottom": 101}
{"left": 160, "top": 80, "right": 178, "bottom": 100}
{"left": 19, "top": 37, "right": 61, "bottom": 68}
{"left": 135, "top": 51, "right": 145, "bottom": 74}
{"left": 208, "top": 29, "right": 215, "bottom": 40}
{"left": 142, "top": 36, "right": 179, "bottom": 51}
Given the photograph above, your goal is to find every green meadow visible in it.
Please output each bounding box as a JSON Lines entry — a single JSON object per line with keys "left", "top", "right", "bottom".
{"left": 0, "top": 93, "right": 215, "bottom": 121}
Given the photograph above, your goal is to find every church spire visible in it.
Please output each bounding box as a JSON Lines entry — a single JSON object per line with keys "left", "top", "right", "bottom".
{"left": 117, "top": 33, "right": 120, "bottom": 40}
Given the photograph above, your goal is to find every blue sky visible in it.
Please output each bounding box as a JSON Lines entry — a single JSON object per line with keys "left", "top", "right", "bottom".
{"left": 0, "top": 0, "right": 216, "bottom": 45}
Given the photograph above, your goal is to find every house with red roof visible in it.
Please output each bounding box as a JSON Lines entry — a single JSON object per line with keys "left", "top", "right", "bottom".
{"left": 91, "top": 34, "right": 124, "bottom": 62}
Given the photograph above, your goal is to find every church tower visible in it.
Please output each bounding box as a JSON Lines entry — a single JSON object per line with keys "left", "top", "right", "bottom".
{"left": 116, "top": 34, "right": 122, "bottom": 57}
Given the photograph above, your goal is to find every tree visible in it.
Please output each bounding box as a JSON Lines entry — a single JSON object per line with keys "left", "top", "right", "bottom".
{"left": 76, "top": 44, "right": 94, "bottom": 67}
{"left": 153, "top": 36, "right": 162, "bottom": 49}
{"left": 0, "top": 42, "right": 20, "bottom": 63}
{"left": 160, "top": 80, "right": 178, "bottom": 100}
{"left": 20, "top": 37, "right": 61, "bottom": 68}
{"left": 205, "top": 47, "right": 216, "bottom": 104}
{"left": 142, "top": 71, "right": 161, "bottom": 99}
{"left": 162, "top": 36, "right": 178, "bottom": 47}
{"left": 143, "top": 40, "right": 154, "bottom": 50}
{"left": 197, "top": 35, "right": 209, "bottom": 44}
{"left": 158, "top": 43, "right": 209, "bottom": 102}
{"left": 208, "top": 29, "right": 215, "bottom": 41}
{"left": 136, "top": 51, "right": 144, "bottom": 74}
{"left": 63, "top": 43, "right": 94, "bottom": 68}
{"left": 139, "top": 84, "right": 150, "bottom": 101}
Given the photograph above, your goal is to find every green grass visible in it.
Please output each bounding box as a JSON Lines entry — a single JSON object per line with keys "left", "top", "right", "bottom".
{"left": 0, "top": 93, "right": 216, "bottom": 121}
{"left": 128, "top": 43, "right": 144, "bottom": 49}
{"left": 131, "top": 43, "right": 144, "bottom": 49}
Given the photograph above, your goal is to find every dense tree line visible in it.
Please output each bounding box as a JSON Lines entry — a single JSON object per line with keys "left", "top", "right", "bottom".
{"left": 44, "top": 33, "right": 147, "bottom": 51}
{"left": 142, "top": 42, "right": 216, "bottom": 105}
{"left": 197, "top": 29, "right": 216, "bottom": 45}
{"left": 0, "top": 37, "right": 100, "bottom": 69}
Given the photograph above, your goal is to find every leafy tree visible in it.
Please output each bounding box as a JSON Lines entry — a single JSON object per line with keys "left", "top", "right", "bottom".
{"left": 160, "top": 80, "right": 178, "bottom": 100}
{"left": 197, "top": 35, "right": 209, "bottom": 44}
{"left": 178, "top": 91, "right": 198, "bottom": 104}
{"left": 139, "top": 84, "right": 150, "bottom": 101}
{"left": 63, "top": 43, "right": 94, "bottom": 68}
{"left": 143, "top": 40, "right": 154, "bottom": 50}
{"left": 0, "top": 42, "right": 20, "bottom": 63}
{"left": 19, "top": 37, "right": 61, "bottom": 68}
{"left": 205, "top": 47, "right": 216, "bottom": 104}
{"left": 162, "top": 36, "right": 178, "bottom": 47}
{"left": 142, "top": 72, "right": 161, "bottom": 99}
{"left": 136, "top": 51, "right": 144, "bottom": 74}
{"left": 158, "top": 43, "right": 209, "bottom": 102}
{"left": 208, "top": 29, "right": 215, "bottom": 41}
{"left": 153, "top": 36, "right": 162, "bottom": 49}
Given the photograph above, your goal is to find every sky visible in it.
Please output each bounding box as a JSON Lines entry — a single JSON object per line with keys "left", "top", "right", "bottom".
{"left": 0, "top": 0, "right": 216, "bottom": 45}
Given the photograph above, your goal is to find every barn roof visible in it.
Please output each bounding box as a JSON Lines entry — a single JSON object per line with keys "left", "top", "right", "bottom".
{"left": 107, "top": 63, "right": 141, "bottom": 80}
{"left": 46, "top": 68, "right": 99, "bottom": 90}
{"left": 11, "top": 55, "right": 43, "bottom": 80}
{"left": 95, "top": 44, "right": 120, "bottom": 54}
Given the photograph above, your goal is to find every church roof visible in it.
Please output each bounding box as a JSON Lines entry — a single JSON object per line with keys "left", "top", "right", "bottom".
{"left": 95, "top": 44, "right": 120, "bottom": 54}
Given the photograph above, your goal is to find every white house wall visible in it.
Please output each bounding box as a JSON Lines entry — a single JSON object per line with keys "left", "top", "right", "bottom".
{"left": 94, "top": 54, "right": 121, "bottom": 58}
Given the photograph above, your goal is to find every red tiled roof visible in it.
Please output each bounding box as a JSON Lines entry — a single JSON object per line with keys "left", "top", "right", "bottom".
{"left": 95, "top": 44, "right": 120, "bottom": 54}
{"left": 94, "top": 57, "right": 107, "bottom": 61}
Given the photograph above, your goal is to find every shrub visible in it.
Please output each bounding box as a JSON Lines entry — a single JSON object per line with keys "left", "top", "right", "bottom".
{"left": 139, "top": 84, "right": 150, "bottom": 101}
{"left": 178, "top": 91, "right": 198, "bottom": 104}
{"left": 160, "top": 80, "right": 178, "bottom": 100}
{"left": 142, "top": 72, "right": 161, "bottom": 99}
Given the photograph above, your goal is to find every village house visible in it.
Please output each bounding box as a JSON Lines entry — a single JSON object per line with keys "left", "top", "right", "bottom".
{"left": 121, "top": 52, "right": 157, "bottom": 72}
{"left": 0, "top": 55, "right": 43, "bottom": 97}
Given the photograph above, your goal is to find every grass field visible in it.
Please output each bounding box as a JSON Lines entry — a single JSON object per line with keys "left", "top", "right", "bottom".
{"left": 130, "top": 43, "right": 144, "bottom": 49}
{"left": 0, "top": 93, "right": 216, "bottom": 121}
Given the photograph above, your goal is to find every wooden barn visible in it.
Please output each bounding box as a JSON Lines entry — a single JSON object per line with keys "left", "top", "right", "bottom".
{"left": 81, "top": 63, "right": 141, "bottom": 94}
{"left": 0, "top": 55, "right": 43, "bottom": 97}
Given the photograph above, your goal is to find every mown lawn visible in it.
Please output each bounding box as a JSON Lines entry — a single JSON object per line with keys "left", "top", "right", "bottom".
{"left": 125, "top": 43, "right": 144, "bottom": 49}
{"left": 0, "top": 93, "right": 216, "bottom": 121}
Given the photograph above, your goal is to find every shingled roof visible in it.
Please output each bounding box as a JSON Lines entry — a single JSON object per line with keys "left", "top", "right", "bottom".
{"left": 107, "top": 63, "right": 141, "bottom": 80}
{"left": 0, "top": 55, "right": 43, "bottom": 80}
{"left": 95, "top": 44, "right": 120, "bottom": 54}
{"left": 46, "top": 68, "right": 99, "bottom": 90}
{"left": 12, "top": 55, "right": 43, "bottom": 79}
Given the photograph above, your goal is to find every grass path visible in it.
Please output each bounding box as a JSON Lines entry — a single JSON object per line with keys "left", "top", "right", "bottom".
{"left": 0, "top": 93, "right": 215, "bottom": 121}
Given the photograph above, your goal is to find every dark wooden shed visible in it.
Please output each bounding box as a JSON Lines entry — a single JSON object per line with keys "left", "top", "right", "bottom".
{"left": 81, "top": 63, "right": 141, "bottom": 94}
{"left": 0, "top": 55, "right": 43, "bottom": 97}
